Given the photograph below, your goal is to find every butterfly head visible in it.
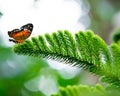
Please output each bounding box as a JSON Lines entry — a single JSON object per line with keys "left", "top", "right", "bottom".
{"left": 8, "top": 29, "right": 20, "bottom": 37}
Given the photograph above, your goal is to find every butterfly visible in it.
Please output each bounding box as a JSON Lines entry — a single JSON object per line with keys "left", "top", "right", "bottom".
{"left": 8, "top": 23, "right": 33, "bottom": 43}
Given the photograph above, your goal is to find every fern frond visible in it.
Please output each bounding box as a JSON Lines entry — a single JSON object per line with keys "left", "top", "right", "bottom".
{"left": 100, "top": 44, "right": 120, "bottom": 87}
{"left": 51, "top": 84, "right": 108, "bottom": 96}
{"left": 14, "top": 30, "right": 111, "bottom": 74}
{"left": 13, "top": 30, "right": 120, "bottom": 88}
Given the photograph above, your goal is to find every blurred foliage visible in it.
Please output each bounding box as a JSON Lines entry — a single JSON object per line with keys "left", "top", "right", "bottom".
{"left": 111, "top": 28, "right": 120, "bottom": 43}
{"left": 0, "top": 11, "right": 2, "bottom": 18}
{"left": 88, "top": 0, "right": 120, "bottom": 43}
{"left": 0, "top": 36, "right": 81, "bottom": 96}
{"left": 51, "top": 84, "right": 120, "bottom": 96}
{"left": 51, "top": 84, "right": 107, "bottom": 96}
{"left": 0, "top": 43, "right": 48, "bottom": 95}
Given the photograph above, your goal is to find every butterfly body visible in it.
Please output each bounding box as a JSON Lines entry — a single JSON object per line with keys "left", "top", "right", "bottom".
{"left": 8, "top": 23, "right": 33, "bottom": 43}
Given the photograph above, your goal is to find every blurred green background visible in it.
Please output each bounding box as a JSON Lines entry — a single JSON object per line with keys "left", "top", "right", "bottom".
{"left": 0, "top": 0, "right": 120, "bottom": 96}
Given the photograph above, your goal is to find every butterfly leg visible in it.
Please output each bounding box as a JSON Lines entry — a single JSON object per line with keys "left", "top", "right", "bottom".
{"left": 9, "top": 39, "right": 19, "bottom": 43}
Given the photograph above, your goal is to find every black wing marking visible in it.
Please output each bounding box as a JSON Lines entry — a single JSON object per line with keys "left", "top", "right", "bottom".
{"left": 20, "top": 23, "right": 33, "bottom": 32}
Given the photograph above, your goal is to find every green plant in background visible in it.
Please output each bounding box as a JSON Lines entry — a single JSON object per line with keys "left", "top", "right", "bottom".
{"left": 51, "top": 84, "right": 107, "bottom": 96}
{"left": 0, "top": 43, "right": 48, "bottom": 96}
{"left": 13, "top": 30, "right": 120, "bottom": 96}
{"left": 111, "top": 29, "right": 120, "bottom": 44}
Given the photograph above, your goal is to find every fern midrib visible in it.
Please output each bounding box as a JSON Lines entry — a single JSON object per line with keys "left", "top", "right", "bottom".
{"left": 15, "top": 45, "right": 100, "bottom": 73}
